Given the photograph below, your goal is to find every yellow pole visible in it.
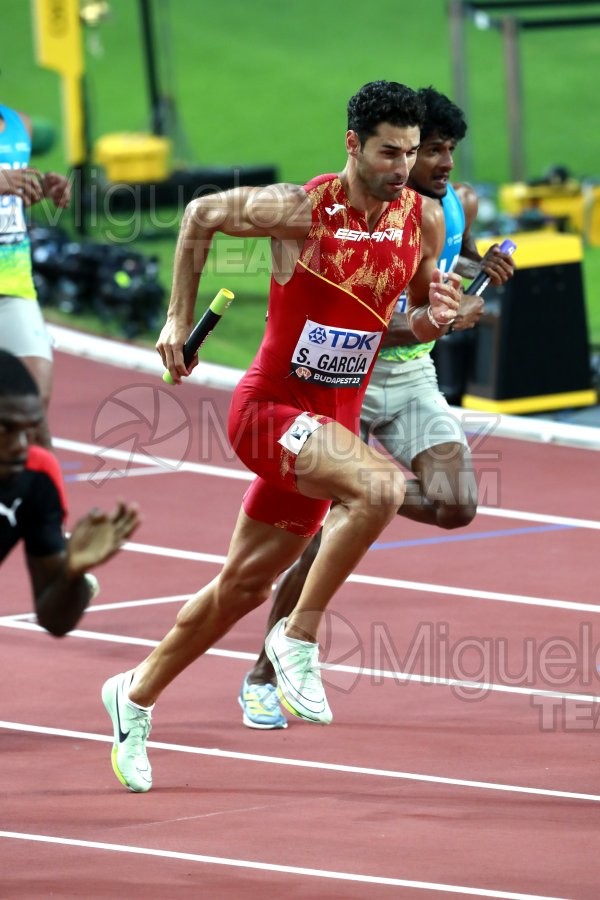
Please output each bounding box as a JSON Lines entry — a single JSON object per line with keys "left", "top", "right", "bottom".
{"left": 31, "top": 0, "right": 85, "bottom": 165}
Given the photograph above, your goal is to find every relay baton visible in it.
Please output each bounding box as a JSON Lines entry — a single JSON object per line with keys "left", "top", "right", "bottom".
{"left": 464, "top": 239, "right": 516, "bottom": 296}
{"left": 162, "top": 288, "right": 235, "bottom": 384}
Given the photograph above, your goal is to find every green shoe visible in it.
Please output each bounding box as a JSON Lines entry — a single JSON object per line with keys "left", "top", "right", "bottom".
{"left": 265, "top": 618, "right": 332, "bottom": 725}
{"left": 102, "top": 671, "right": 153, "bottom": 792}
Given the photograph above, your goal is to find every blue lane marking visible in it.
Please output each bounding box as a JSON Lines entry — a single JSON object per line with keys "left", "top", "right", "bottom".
{"left": 370, "top": 523, "right": 574, "bottom": 551}
{"left": 62, "top": 459, "right": 84, "bottom": 482}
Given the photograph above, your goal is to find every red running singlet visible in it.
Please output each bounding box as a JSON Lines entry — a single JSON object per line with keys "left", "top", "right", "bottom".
{"left": 228, "top": 174, "right": 423, "bottom": 535}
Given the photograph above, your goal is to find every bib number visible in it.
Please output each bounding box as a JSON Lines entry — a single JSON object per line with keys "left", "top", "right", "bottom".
{"left": 290, "top": 319, "right": 382, "bottom": 388}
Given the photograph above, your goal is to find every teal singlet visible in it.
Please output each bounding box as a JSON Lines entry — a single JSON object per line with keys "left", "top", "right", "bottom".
{"left": 0, "top": 105, "right": 36, "bottom": 299}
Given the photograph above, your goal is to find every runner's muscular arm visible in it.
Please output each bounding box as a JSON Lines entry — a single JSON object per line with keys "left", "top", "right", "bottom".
{"left": 157, "top": 183, "right": 312, "bottom": 381}
{"left": 405, "top": 196, "right": 462, "bottom": 342}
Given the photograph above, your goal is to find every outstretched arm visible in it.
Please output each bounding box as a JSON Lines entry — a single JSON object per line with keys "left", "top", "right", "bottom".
{"left": 27, "top": 501, "right": 141, "bottom": 637}
{"left": 157, "top": 182, "right": 312, "bottom": 383}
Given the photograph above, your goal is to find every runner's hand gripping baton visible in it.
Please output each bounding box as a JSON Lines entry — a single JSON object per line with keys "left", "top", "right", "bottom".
{"left": 162, "top": 288, "right": 235, "bottom": 384}
{"left": 464, "top": 239, "right": 517, "bottom": 296}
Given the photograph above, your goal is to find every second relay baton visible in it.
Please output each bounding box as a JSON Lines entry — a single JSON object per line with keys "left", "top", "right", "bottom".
{"left": 464, "top": 239, "right": 517, "bottom": 296}
{"left": 163, "top": 288, "right": 235, "bottom": 384}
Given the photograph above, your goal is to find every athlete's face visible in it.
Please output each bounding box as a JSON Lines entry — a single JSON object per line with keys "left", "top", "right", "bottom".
{"left": 408, "top": 131, "right": 458, "bottom": 199}
{"left": 0, "top": 395, "right": 43, "bottom": 478}
{"left": 349, "top": 123, "right": 420, "bottom": 202}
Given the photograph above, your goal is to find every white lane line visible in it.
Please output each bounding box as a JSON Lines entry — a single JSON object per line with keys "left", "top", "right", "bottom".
{"left": 1, "top": 721, "right": 598, "bottom": 806}
{"left": 345, "top": 572, "right": 600, "bottom": 614}
{"left": 54, "top": 437, "right": 600, "bottom": 531}
{"left": 54, "top": 437, "right": 252, "bottom": 481}
{"left": 125, "top": 542, "right": 226, "bottom": 563}
{"left": 477, "top": 505, "right": 600, "bottom": 531}
{"left": 53, "top": 538, "right": 600, "bottom": 614}
{"left": 0, "top": 831, "right": 569, "bottom": 899}
{"left": 68, "top": 465, "right": 169, "bottom": 481}
{"left": 0, "top": 594, "right": 193, "bottom": 618}
{"left": 0, "top": 619, "right": 598, "bottom": 706}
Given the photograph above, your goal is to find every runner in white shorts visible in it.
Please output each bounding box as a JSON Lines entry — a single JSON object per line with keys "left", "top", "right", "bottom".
{"left": 360, "top": 352, "right": 467, "bottom": 479}
{"left": 236, "top": 86, "right": 515, "bottom": 730}
{"left": 0, "top": 295, "right": 53, "bottom": 360}
{"left": 0, "top": 103, "right": 71, "bottom": 448}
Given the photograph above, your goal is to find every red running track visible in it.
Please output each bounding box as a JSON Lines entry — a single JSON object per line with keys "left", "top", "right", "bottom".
{"left": 1, "top": 349, "right": 599, "bottom": 899}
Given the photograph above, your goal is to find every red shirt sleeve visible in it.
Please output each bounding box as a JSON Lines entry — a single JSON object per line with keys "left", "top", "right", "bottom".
{"left": 26, "top": 445, "right": 69, "bottom": 520}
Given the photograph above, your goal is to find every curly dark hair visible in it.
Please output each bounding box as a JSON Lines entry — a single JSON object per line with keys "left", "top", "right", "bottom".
{"left": 0, "top": 350, "right": 39, "bottom": 397}
{"left": 417, "top": 86, "right": 467, "bottom": 143}
{"left": 347, "top": 81, "right": 425, "bottom": 145}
